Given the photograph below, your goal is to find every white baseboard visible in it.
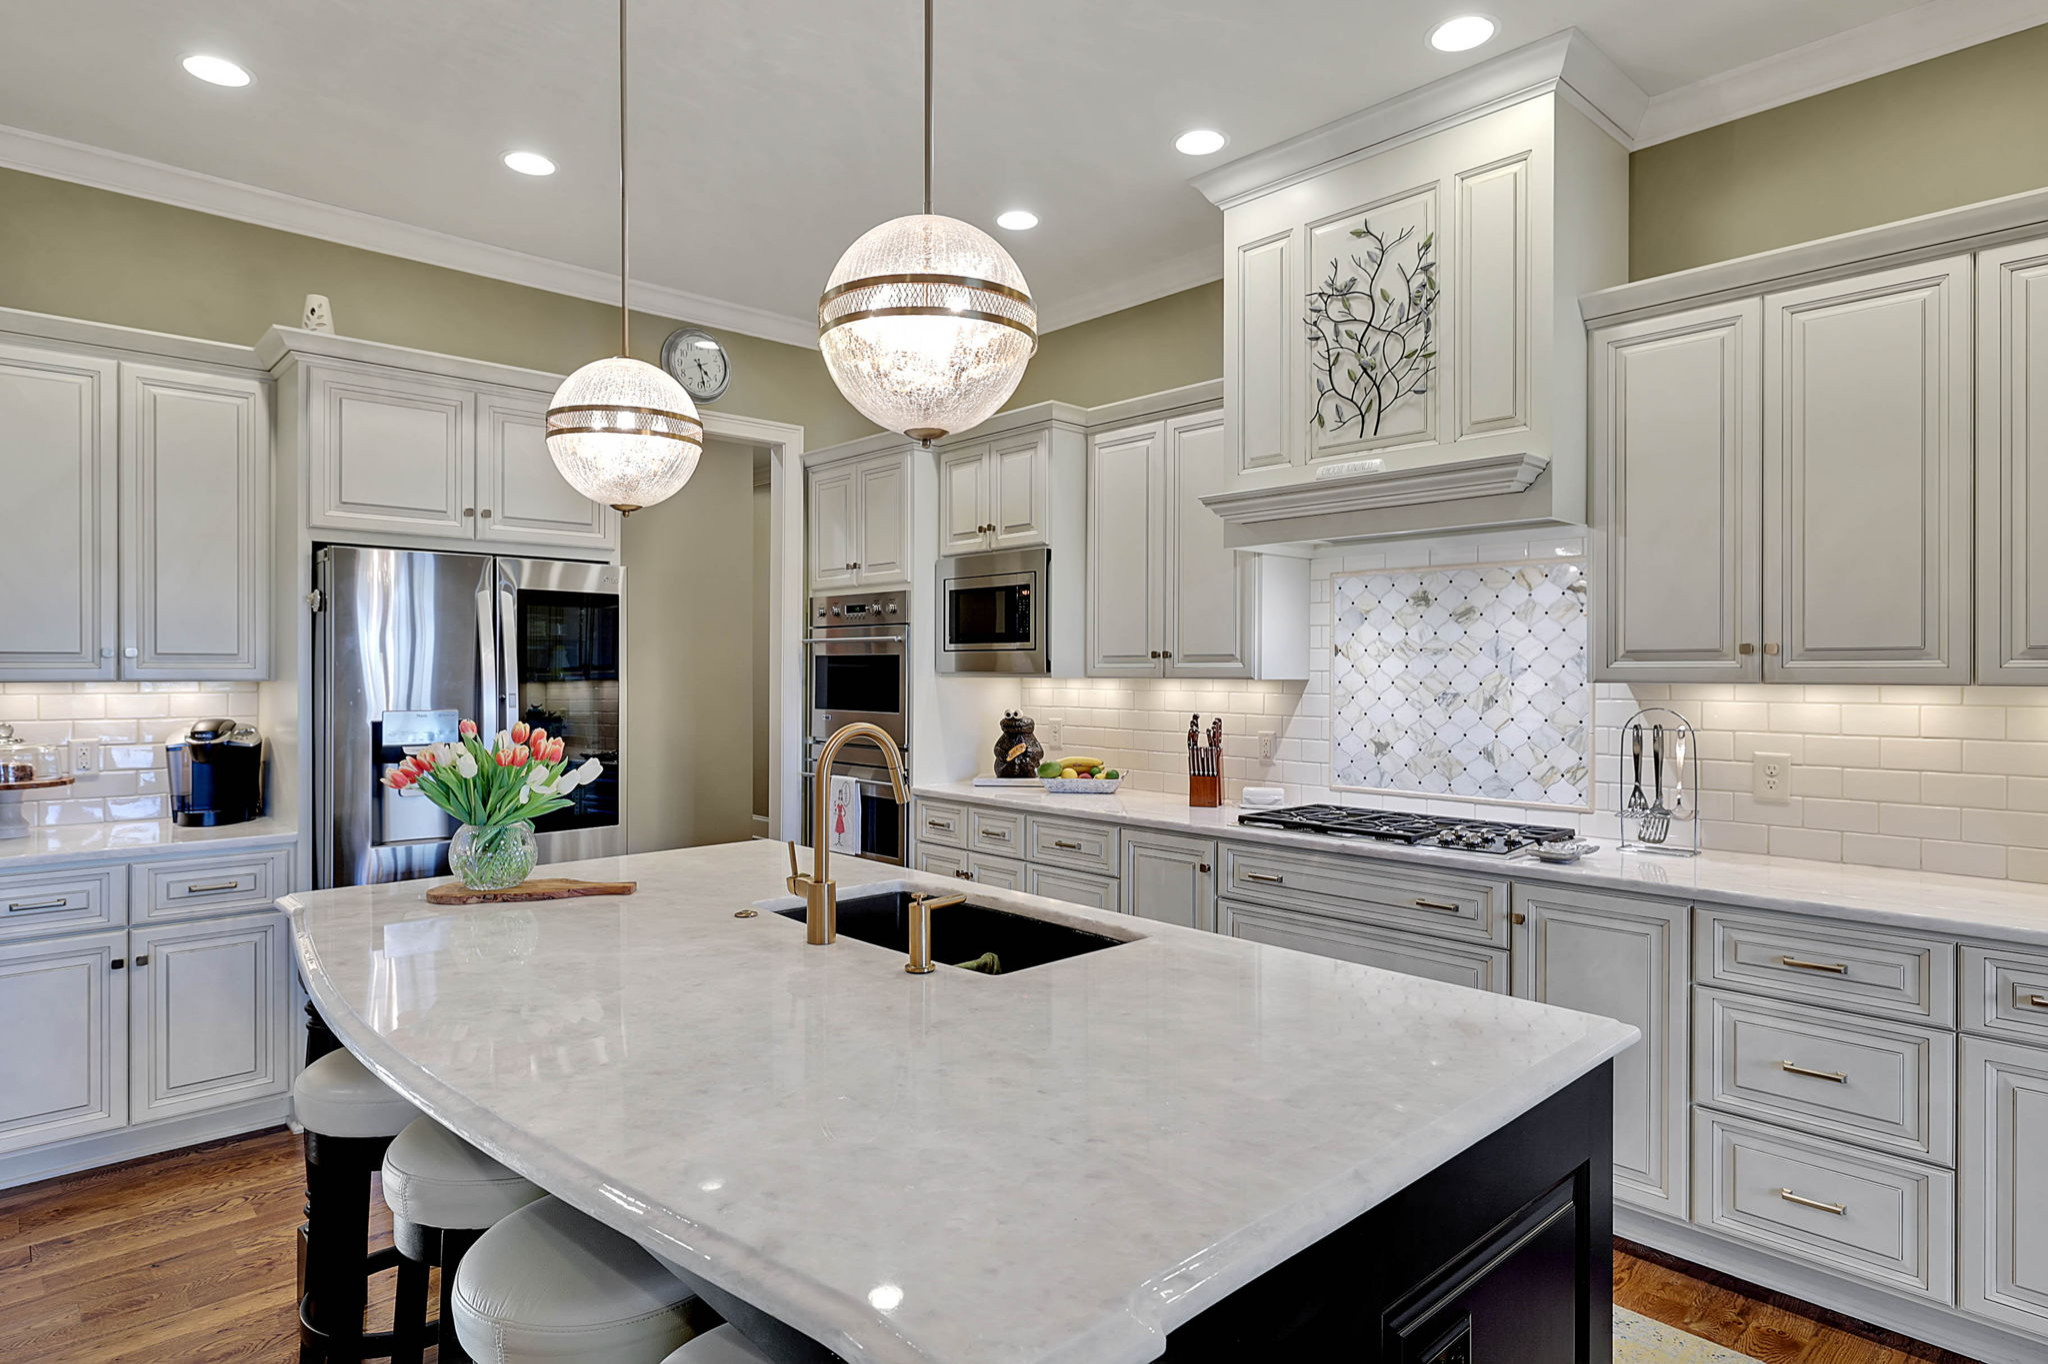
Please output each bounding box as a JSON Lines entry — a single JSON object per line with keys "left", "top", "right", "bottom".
{"left": 0, "top": 1094, "right": 293, "bottom": 1191}
{"left": 1617, "top": 1205, "right": 2048, "bottom": 1364}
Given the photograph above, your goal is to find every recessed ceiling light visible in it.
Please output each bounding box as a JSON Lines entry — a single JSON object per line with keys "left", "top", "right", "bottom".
{"left": 995, "top": 209, "right": 1038, "bottom": 231}
{"left": 502, "top": 150, "right": 557, "bottom": 177}
{"left": 1174, "top": 129, "right": 1228, "bottom": 157}
{"left": 1428, "top": 15, "right": 1497, "bottom": 52}
{"left": 181, "top": 54, "right": 252, "bottom": 87}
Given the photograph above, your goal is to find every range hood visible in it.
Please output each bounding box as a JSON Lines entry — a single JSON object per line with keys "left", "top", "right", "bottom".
{"left": 1191, "top": 31, "right": 1638, "bottom": 548}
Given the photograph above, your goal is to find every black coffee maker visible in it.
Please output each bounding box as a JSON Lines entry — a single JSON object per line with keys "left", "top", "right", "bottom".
{"left": 166, "top": 718, "right": 265, "bottom": 826}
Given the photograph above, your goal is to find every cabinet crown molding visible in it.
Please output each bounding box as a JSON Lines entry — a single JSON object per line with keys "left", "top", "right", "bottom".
{"left": 1191, "top": 29, "right": 1644, "bottom": 210}
{"left": 1200, "top": 451, "right": 1550, "bottom": 527}
{"left": 255, "top": 326, "right": 560, "bottom": 395}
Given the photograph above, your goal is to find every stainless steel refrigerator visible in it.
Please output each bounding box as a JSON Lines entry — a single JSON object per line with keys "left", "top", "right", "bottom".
{"left": 313, "top": 546, "right": 625, "bottom": 887}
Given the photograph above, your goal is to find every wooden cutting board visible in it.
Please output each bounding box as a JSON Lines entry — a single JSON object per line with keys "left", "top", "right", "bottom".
{"left": 425, "top": 877, "right": 637, "bottom": 905}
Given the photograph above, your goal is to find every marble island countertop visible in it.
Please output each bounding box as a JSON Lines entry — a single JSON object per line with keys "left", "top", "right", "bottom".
{"left": 283, "top": 839, "right": 1636, "bottom": 1364}
{"left": 916, "top": 781, "right": 2048, "bottom": 946}
{"left": 0, "top": 815, "right": 296, "bottom": 870}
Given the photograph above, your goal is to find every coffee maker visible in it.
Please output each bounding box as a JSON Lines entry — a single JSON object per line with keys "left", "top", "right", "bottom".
{"left": 166, "top": 718, "right": 264, "bottom": 827}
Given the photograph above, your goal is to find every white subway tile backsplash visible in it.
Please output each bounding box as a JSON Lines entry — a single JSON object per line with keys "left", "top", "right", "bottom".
{"left": 0, "top": 683, "right": 260, "bottom": 830}
{"left": 1843, "top": 833, "right": 1921, "bottom": 870}
{"left": 1841, "top": 768, "right": 1920, "bottom": 803}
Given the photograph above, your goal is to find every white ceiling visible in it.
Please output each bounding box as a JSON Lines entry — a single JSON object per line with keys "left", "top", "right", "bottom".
{"left": 0, "top": 1, "right": 2007, "bottom": 344}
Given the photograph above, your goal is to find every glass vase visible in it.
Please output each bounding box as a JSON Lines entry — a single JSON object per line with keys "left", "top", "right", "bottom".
{"left": 448, "top": 821, "right": 537, "bottom": 891}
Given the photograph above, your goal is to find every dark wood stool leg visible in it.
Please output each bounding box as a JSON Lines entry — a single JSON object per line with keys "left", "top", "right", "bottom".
{"left": 298, "top": 1130, "right": 395, "bottom": 1364}
{"left": 437, "top": 1226, "right": 483, "bottom": 1363}
{"left": 390, "top": 1251, "right": 430, "bottom": 1364}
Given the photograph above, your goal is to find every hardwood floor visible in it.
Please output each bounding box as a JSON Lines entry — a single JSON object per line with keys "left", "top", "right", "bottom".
{"left": 0, "top": 1129, "right": 1984, "bottom": 1363}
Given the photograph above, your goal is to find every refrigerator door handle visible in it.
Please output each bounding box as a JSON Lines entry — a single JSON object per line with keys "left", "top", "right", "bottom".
{"left": 495, "top": 559, "right": 520, "bottom": 739}
{"left": 475, "top": 561, "right": 501, "bottom": 742}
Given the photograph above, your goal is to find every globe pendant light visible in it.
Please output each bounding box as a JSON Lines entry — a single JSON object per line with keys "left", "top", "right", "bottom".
{"left": 546, "top": 0, "right": 702, "bottom": 514}
{"left": 818, "top": 0, "right": 1037, "bottom": 446}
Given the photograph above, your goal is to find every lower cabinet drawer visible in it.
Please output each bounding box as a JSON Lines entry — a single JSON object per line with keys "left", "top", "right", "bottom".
{"left": 130, "top": 850, "right": 290, "bottom": 921}
{"left": 1222, "top": 844, "right": 1507, "bottom": 946}
{"left": 1026, "top": 864, "right": 1119, "bottom": 912}
{"left": 0, "top": 866, "right": 124, "bottom": 942}
{"left": 1696, "top": 908, "right": 1953, "bottom": 1026}
{"left": 1027, "top": 817, "right": 1118, "bottom": 876}
{"left": 1694, "top": 988, "right": 1956, "bottom": 1164}
{"left": 1692, "top": 1110, "right": 1954, "bottom": 1301}
{"left": 1959, "top": 943, "right": 2048, "bottom": 1045}
{"left": 914, "top": 800, "right": 967, "bottom": 850}
{"left": 968, "top": 808, "right": 1024, "bottom": 857}
{"left": 964, "top": 852, "right": 1026, "bottom": 891}
{"left": 1219, "top": 900, "right": 1508, "bottom": 994}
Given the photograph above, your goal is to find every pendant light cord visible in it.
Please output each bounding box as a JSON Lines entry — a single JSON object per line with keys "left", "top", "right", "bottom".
{"left": 619, "top": 0, "right": 631, "bottom": 357}
{"left": 922, "top": 0, "right": 933, "bottom": 216}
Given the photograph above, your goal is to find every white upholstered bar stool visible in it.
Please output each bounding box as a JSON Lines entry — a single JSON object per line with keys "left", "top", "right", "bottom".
{"left": 451, "top": 1195, "right": 713, "bottom": 1362}
{"left": 291, "top": 1047, "right": 422, "bottom": 1362}
{"left": 661, "top": 1325, "right": 774, "bottom": 1362}
{"left": 380, "top": 1116, "right": 547, "bottom": 1363}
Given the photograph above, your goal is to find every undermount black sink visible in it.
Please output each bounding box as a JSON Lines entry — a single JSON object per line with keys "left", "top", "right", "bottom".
{"left": 776, "top": 891, "right": 1126, "bottom": 975}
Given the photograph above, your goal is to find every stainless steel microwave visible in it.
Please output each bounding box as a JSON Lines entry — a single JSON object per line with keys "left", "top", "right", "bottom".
{"left": 938, "top": 547, "right": 1049, "bottom": 674}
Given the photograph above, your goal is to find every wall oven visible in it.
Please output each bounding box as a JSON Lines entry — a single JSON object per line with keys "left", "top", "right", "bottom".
{"left": 801, "top": 743, "right": 907, "bottom": 866}
{"left": 806, "top": 589, "right": 908, "bottom": 747}
{"left": 937, "top": 547, "right": 1048, "bottom": 674}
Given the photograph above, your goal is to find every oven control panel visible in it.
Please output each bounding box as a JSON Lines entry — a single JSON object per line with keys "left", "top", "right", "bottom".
{"left": 812, "top": 589, "right": 907, "bottom": 624}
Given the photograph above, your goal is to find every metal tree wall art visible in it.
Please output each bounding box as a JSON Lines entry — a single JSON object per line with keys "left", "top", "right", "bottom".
{"left": 1306, "top": 217, "right": 1439, "bottom": 439}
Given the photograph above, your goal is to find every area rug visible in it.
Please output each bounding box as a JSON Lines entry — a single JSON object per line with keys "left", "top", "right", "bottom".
{"left": 1616, "top": 1306, "right": 1765, "bottom": 1362}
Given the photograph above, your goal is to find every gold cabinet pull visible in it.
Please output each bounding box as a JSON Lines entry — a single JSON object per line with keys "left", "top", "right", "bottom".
{"left": 7, "top": 898, "right": 71, "bottom": 913}
{"left": 1738, "top": 643, "right": 1756, "bottom": 655}
{"left": 1779, "top": 955, "right": 1849, "bottom": 975}
{"left": 1763, "top": 643, "right": 1781, "bottom": 656}
{"left": 1051, "top": 840, "right": 1082, "bottom": 850}
{"left": 925, "top": 818, "right": 955, "bottom": 832}
{"left": 2024, "top": 993, "right": 2048, "bottom": 1010}
{"left": 1412, "top": 898, "right": 1460, "bottom": 914}
{"left": 184, "top": 880, "right": 242, "bottom": 895}
{"left": 1777, "top": 1188, "right": 1846, "bottom": 1216}
{"left": 1245, "top": 872, "right": 1284, "bottom": 884}
{"left": 1780, "top": 1061, "right": 1849, "bottom": 1084}
{"left": 981, "top": 828, "right": 1010, "bottom": 841}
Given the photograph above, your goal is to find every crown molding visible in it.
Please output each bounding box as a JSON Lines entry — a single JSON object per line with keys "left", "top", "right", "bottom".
{"left": 1191, "top": 31, "right": 1649, "bottom": 210}
{"left": 0, "top": 122, "right": 822, "bottom": 350}
{"left": 1634, "top": 0, "right": 2048, "bottom": 147}
{"left": 1034, "top": 245, "right": 1222, "bottom": 333}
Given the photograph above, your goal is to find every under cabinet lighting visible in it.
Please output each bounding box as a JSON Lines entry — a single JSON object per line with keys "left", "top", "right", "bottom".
{"left": 1427, "top": 15, "right": 1497, "bottom": 52}
{"left": 1174, "top": 129, "right": 1228, "bottom": 156}
{"left": 181, "top": 54, "right": 252, "bottom": 87}
{"left": 996, "top": 209, "right": 1039, "bottom": 231}
{"left": 503, "top": 150, "right": 558, "bottom": 176}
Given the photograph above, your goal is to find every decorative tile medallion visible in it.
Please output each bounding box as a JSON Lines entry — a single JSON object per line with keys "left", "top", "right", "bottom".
{"left": 1332, "top": 559, "right": 1590, "bottom": 808}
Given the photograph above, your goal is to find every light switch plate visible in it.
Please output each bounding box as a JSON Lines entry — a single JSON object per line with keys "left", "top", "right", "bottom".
{"left": 1754, "top": 751, "right": 1791, "bottom": 803}
{"left": 1045, "top": 717, "right": 1064, "bottom": 748}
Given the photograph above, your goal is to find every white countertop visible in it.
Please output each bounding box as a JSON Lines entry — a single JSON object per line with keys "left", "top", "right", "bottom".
{"left": 0, "top": 816, "right": 297, "bottom": 871}
{"left": 917, "top": 781, "right": 2048, "bottom": 946}
{"left": 283, "top": 840, "right": 1635, "bottom": 1364}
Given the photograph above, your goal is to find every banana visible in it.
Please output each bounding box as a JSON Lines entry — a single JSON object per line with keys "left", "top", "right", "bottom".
{"left": 1053, "top": 755, "right": 1104, "bottom": 771}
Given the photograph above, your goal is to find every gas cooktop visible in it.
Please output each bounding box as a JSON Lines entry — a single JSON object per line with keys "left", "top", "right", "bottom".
{"left": 1235, "top": 804, "right": 1577, "bottom": 856}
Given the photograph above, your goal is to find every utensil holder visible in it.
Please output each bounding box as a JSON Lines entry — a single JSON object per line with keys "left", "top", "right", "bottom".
{"left": 1619, "top": 706, "right": 1699, "bottom": 857}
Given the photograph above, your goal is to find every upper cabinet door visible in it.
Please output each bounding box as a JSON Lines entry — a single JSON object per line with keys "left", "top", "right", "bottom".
{"left": 987, "top": 430, "right": 1050, "bottom": 550}
{"left": 118, "top": 365, "right": 271, "bottom": 680}
{"left": 1763, "top": 258, "right": 1973, "bottom": 683}
{"left": 937, "top": 444, "right": 990, "bottom": 556}
{"left": 1163, "top": 411, "right": 1253, "bottom": 678}
{"left": 807, "top": 462, "right": 857, "bottom": 591}
{"left": 0, "top": 344, "right": 117, "bottom": 679}
{"left": 853, "top": 452, "right": 911, "bottom": 587}
{"left": 1086, "top": 422, "right": 1164, "bottom": 676}
{"left": 477, "top": 390, "right": 615, "bottom": 552}
{"left": 1591, "top": 301, "right": 1762, "bottom": 682}
{"left": 1977, "top": 238, "right": 2048, "bottom": 682}
{"left": 306, "top": 362, "right": 477, "bottom": 539}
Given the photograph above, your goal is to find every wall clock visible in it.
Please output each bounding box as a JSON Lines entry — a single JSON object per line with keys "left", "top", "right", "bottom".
{"left": 659, "top": 326, "right": 733, "bottom": 402}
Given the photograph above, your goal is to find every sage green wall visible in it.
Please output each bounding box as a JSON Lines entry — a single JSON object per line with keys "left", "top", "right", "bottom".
{"left": 1630, "top": 24, "right": 2048, "bottom": 279}
{"left": 1005, "top": 281, "right": 1223, "bottom": 409}
{"left": 0, "top": 167, "right": 875, "bottom": 447}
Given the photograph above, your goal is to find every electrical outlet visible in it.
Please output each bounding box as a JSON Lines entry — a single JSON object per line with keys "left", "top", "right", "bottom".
{"left": 69, "top": 741, "right": 97, "bottom": 775}
{"left": 1258, "top": 730, "right": 1276, "bottom": 763}
{"left": 1754, "top": 751, "right": 1792, "bottom": 803}
{"left": 1045, "top": 716, "right": 1064, "bottom": 748}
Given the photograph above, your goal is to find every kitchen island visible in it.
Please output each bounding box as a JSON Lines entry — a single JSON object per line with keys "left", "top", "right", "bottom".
{"left": 283, "top": 839, "right": 1637, "bottom": 1363}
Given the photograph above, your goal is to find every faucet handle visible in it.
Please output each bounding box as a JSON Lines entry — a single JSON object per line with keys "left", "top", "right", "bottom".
{"left": 786, "top": 840, "right": 800, "bottom": 878}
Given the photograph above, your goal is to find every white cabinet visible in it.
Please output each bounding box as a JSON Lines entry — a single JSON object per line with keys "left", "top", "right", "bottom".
{"left": 1763, "top": 258, "right": 1973, "bottom": 683}
{"left": 1220, "top": 900, "right": 1507, "bottom": 993}
{"left": 1086, "top": 411, "right": 1307, "bottom": 679}
{"left": 128, "top": 912, "right": 292, "bottom": 1123}
{"left": 808, "top": 450, "right": 910, "bottom": 591}
{"left": 0, "top": 344, "right": 118, "bottom": 679}
{"left": 1121, "top": 832, "right": 1215, "bottom": 931}
{"left": 1977, "top": 236, "right": 2048, "bottom": 682}
{"left": 1590, "top": 301, "right": 1762, "bottom": 682}
{"left": 300, "top": 360, "right": 616, "bottom": 554}
{"left": 938, "top": 430, "right": 1050, "bottom": 555}
{"left": 1959, "top": 1036, "right": 2048, "bottom": 1339}
{"left": 1511, "top": 883, "right": 1690, "bottom": 1218}
{"left": 0, "top": 346, "right": 271, "bottom": 682}
{"left": 119, "top": 365, "right": 270, "bottom": 679}
{"left": 0, "top": 930, "right": 127, "bottom": 1155}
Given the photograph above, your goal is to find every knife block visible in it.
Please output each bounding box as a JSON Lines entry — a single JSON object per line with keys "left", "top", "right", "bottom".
{"left": 1188, "top": 744, "right": 1222, "bottom": 808}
